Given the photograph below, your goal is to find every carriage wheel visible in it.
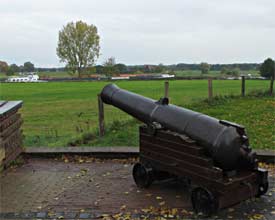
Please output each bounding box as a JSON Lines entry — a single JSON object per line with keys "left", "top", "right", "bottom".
{"left": 132, "top": 163, "right": 153, "bottom": 188}
{"left": 191, "top": 187, "right": 218, "bottom": 217}
{"left": 256, "top": 182, "right": 269, "bottom": 197}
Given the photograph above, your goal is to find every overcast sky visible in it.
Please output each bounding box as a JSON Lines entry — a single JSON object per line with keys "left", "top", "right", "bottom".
{"left": 0, "top": 0, "right": 274, "bottom": 67}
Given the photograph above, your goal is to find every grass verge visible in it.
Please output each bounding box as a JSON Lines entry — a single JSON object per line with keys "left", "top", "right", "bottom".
{"left": 76, "top": 91, "right": 274, "bottom": 149}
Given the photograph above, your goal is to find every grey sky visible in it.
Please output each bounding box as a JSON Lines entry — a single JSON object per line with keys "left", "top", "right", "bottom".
{"left": 0, "top": 0, "right": 274, "bottom": 67}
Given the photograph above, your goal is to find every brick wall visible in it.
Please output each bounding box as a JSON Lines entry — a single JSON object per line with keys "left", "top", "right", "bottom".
{"left": 0, "top": 101, "right": 23, "bottom": 170}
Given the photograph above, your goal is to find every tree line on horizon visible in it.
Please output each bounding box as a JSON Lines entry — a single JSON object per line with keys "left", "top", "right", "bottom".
{"left": 0, "top": 61, "right": 35, "bottom": 75}
{"left": 1, "top": 59, "right": 273, "bottom": 77}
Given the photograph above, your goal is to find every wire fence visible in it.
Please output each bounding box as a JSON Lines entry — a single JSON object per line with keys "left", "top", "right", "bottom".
{"left": 99, "top": 78, "right": 273, "bottom": 137}
{"left": 21, "top": 78, "right": 273, "bottom": 147}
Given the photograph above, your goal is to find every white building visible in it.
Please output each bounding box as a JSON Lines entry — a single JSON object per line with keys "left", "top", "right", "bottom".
{"left": 6, "top": 74, "right": 40, "bottom": 82}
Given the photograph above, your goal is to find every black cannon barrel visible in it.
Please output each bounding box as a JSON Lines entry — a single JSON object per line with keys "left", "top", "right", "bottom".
{"left": 101, "top": 84, "right": 256, "bottom": 171}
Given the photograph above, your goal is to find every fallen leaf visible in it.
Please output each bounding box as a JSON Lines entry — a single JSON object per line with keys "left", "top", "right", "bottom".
{"left": 252, "top": 214, "right": 264, "bottom": 219}
{"left": 159, "top": 201, "right": 165, "bottom": 206}
{"left": 141, "top": 208, "right": 151, "bottom": 213}
{"left": 181, "top": 209, "right": 188, "bottom": 215}
{"left": 156, "top": 196, "right": 162, "bottom": 200}
{"left": 171, "top": 208, "right": 178, "bottom": 215}
{"left": 113, "top": 213, "right": 122, "bottom": 219}
{"left": 120, "top": 205, "right": 126, "bottom": 210}
{"left": 102, "top": 214, "right": 110, "bottom": 217}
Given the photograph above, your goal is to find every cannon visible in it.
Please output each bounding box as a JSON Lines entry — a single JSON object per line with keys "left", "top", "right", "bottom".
{"left": 101, "top": 84, "right": 269, "bottom": 216}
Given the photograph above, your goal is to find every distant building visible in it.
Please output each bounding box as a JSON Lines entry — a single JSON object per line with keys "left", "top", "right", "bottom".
{"left": 6, "top": 73, "right": 40, "bottom": 82}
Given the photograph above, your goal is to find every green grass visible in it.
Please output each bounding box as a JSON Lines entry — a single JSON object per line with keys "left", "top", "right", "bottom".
{"left": 38, "top": 71, "right": 75, "bottom": 78}
{"left": 0, "top": 80, "right": 271, "bottom": 147}
{"left": 0, "top": 72, "right": 7, "bottom": 79}
{"left": 83, "top": 95, "right": 275, "bottom": 150}
{"left": 174, "top": 70, "right": 260, "bottom": 77}
{"left": 191, "top": 96, "right": 275, "bottom": 149}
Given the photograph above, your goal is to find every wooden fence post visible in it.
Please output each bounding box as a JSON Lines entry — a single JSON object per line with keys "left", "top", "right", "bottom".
{"left": 241, "top": 76, "right": 245, "bottom": 97}
{"left": 97, "top": 94, "right": 105, "bottom": 137}
{"left": 270, "top": 64, "right": 274, "bottom": 96}
{"left": 164, "top": 81, "right": 169, "bottom": 98}
{"left": 208, "top": 78, "right": 213, "bottom": 99}
{"left": 270, "top": 76, "right": 274, "bottom": 96}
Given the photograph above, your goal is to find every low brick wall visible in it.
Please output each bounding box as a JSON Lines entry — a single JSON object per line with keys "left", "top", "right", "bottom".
{"left": 0, "top": 101, "right": 23, "bottom": 170}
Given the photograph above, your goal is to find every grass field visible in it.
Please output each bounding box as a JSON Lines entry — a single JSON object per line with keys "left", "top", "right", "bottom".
{"left": 38, "top": 71, "right": 75, "bottom": 78}
{"left": 37, "top": 70, "right": 261, "bottom": 78}
{"left": 174, "top": 70, "right": 260, "bottom": 77}
{"left": 88, "top": 96, "right": 274, "bottom": 149}
{"left": 0, "top": 79, "right": 272, "bottom": 148}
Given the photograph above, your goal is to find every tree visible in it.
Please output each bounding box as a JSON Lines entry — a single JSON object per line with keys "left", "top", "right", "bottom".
{"left": 155, "top": 63, "right": 165, "bottom": 73}
{"left": 221, "top": 66, "right": 240, "bottom": 76}
{"left": 103, "top": 57, "right": 119, "bottom": 76}
{"left": 56, "top": 20, "right": 100, "bottom": 78}
{"left": 83, "top": 66, "right": 96, "bottom": 75}
{"left": 23, "top": 61, "right": 35, "bottom": 72}
{"left": 231, "top": 67, "right": 240, "bottom": 76}
{"left": 200, "top": 62, "right": 211, "bottom": 74}
{"left": 103, "top": 57, "right": 116, "bottom": 67}
{"left": 95, "top": 65, "right": 105, "bottom": 75}
{"left": 115, "top": 63, "right": 127, "bottom": 73}
{"left": 220, "top": 66, "right": 228, "bottom": 75}
{"left": 260, "top": 58, "right": 274, "bottom": 78}
{"left": 7, "top": 64, "right": 20, "bottom": 75}
{"left": 0, "top": 61, "right": 9, "bottom": 73}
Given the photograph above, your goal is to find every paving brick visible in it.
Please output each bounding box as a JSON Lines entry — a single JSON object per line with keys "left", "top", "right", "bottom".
{"left": 79, "top": 212, "right": 91, "bottom": 219}
{"left": 0, "top": 157, "right": 274, "bottom": 220}
{"left": 36, "top": 212, "right": 47, "bottom": 218}
{"left": 20, "top": 212, "right": 36, "bottom": 218}
{"left": 2, "top": 212, "right": 15, "bottom": 218}
{"left": 63, "top": 212, "right": 78, "bottom": 219}
{"left": 53, "top": 212, "right": 65, "bottom": 219}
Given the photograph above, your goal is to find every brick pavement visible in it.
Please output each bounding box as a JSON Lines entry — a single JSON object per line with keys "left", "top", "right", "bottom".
{"left": 0, "top": 157, "right": 274, "bottom": 219}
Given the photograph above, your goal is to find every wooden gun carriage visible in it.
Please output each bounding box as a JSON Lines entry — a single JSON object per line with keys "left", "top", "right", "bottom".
{"left": 100, "top": 84, "right": 268, "bottom": 216}
{"left": 134, "top": 125, "right": 268, "bottom": 216}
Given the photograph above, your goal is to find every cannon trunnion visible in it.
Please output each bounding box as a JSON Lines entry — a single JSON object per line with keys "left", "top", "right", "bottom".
{"left": 100, "top": 84, "right": 269, "bottom": 216}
